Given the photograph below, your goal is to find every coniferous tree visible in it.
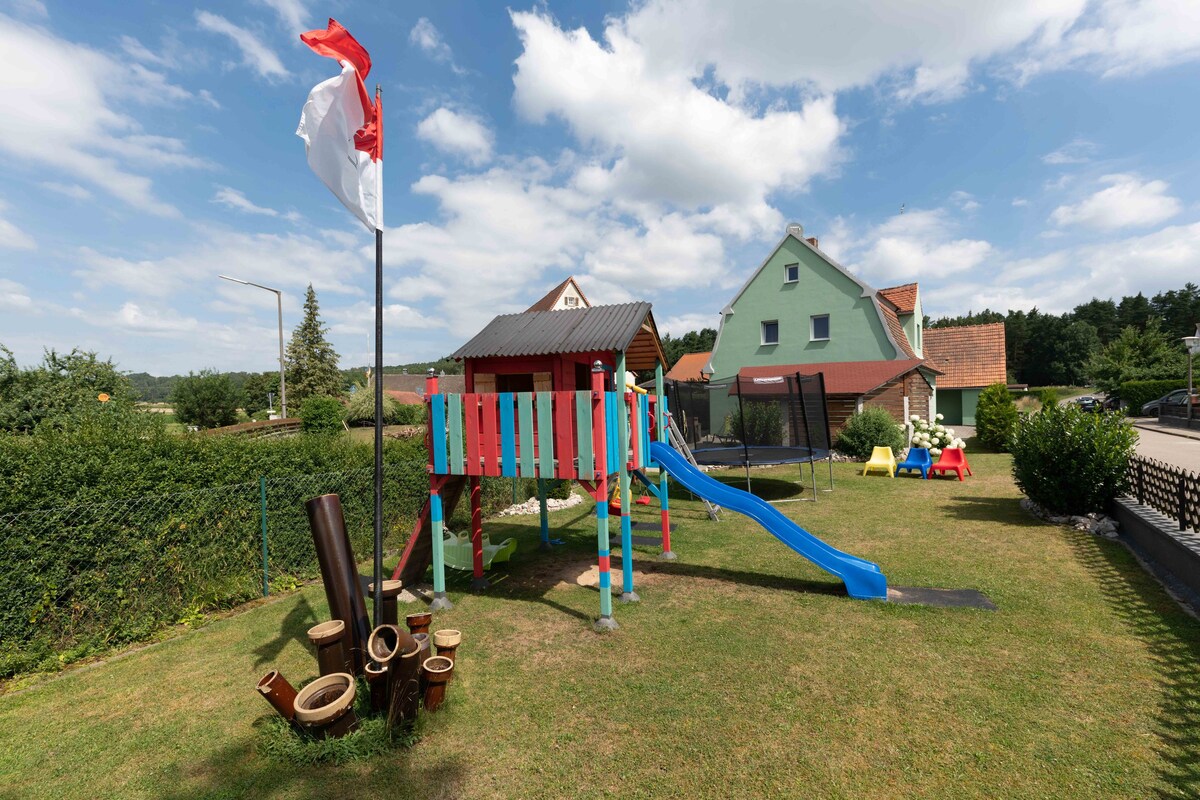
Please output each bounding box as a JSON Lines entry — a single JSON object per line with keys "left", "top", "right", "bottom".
{"left": 285, "top": 285, "right": 342, "bottom": 403}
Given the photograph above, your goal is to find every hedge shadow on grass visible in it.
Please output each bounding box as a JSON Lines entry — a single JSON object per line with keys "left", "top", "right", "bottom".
{"left": 252, "top": 594, "right": 316, "bottom": 669}
{"left": 1060, "top": 528, "right": 1200, "bottom": 798}
{"left": 942, "top": 495, "right": 1043, "bottom": 527}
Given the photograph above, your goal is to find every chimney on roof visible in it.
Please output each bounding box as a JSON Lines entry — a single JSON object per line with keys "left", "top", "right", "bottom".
{"left": 806, "top": 236, "right": 819, "bottom": 249}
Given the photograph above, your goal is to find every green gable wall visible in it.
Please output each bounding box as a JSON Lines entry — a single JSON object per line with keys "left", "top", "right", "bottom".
{"left": 901, "top": 292, "right": 923, "bottom": 359}
{"left": 708, "top": 236, "right": 898, "bottom": 380}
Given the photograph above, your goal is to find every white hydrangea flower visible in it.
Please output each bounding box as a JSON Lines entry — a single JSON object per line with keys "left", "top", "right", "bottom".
{"left": 910, "top": 414, "right": 920, "bottom": 421}
{"left": 935, "top": 413, "right": 944, "bottom": 420}
{"left": 930, "top": 447, "right": 942, "bottom": 455}
{"left": 945, "top": 428, "right": 955, "bottom": 436}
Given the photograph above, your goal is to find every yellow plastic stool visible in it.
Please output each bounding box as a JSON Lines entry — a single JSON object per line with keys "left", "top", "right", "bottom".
{"left": 862, "top": 446, "right": 897, "bottom": 478}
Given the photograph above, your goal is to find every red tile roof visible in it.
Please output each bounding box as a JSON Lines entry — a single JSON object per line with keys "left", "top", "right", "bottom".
{"left": 525, "top": 276, "right": 590, "bottom": 312}
{"left": 385, "top": 390, "right": 424, "bottom": 405}
{"left": 739, "top": 359, "right": 938, "bottom": 396}
{"left": 922, "top": 323, "right": 1007, "bottom": 389}
{"left": 878, "top": 302, "right": 917, "bottom": 358}
{"left": 666, "top": 351, "right": 711, "bottom": 382}
{"left": 878, "top": 283, "right": 918, "bottom": 314}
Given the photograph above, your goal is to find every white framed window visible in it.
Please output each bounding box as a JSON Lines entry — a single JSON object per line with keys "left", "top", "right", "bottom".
{"left": 784, "top": 263, "right": 799, "bottom": 283}
{"left": 761, "top": 320, "right": 779, "bottom": 346}
{"left": 810, "top": 314, "right": 830, "bottom": 341}
{"left": 564, "top": 295, "right": 579, "bottom": 307}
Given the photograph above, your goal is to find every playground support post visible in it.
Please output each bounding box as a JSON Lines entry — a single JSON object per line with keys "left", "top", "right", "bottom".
{"left": 427, "top": 370, "right": 453, "bottom": 612}
{"left": 469, "top": 476, "right": 489, "bottom": 592}
{"left": 655, "top": 362, "right": 675, "bottom": 560}
{"left": 616, "top": 351, "right": 639, "bottom": 603}
{"left": 259, "top": 476, "right": 269, "bottom": 597}
{"left": 592, "top": 361, "right": 618, "bottom": 631}
{"left": 537, "top": 478, "right": 551, "bottom": 550}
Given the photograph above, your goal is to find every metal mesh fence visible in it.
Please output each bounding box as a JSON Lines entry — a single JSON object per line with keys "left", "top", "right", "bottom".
{"left": 667, "top": 373, "right": 831, "bottom": 466}
{"left": 0, "top": 462, "right": 429, "bottom": 676}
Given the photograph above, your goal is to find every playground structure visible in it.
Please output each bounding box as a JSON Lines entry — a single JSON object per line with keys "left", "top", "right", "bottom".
{"left": 390, "top": 302, "right": 888, "bottom": 630}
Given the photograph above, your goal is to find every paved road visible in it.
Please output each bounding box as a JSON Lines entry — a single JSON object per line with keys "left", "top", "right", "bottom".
{"left": 1133, "top": 425, "right": 1200, "bottom": 472}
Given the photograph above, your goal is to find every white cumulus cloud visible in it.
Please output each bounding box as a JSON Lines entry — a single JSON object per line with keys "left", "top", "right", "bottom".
{"left": 416, "top": 108, "right": 494, "bottom": 165}
{"left": 1050, "top": 173, "right": 1180, "bottom": 229}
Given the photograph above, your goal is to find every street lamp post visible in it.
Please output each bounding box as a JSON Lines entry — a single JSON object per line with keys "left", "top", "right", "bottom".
{"left": 219, "top": 275, "right": 287, "bottom": 419}
{"left": 1184, "top": 323, "right": 1200, "bottom": 425}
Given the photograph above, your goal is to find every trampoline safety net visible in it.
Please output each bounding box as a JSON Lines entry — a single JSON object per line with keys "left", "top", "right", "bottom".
{"left": 667, "top": 373, "right": 832, "bottom": 467}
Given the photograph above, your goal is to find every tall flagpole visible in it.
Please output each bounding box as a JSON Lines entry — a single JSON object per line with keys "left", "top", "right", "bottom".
{"left": 372, "top": 83, "right": 384, "bottom": 628}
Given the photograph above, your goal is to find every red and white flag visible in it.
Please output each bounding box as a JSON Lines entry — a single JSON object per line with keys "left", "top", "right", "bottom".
{"left": 296, "top": 19, "right": 382, "bottom": 231}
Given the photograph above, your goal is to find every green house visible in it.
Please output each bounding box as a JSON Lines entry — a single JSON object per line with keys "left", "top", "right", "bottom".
{"left": 703, "top": 224, "right": 1004, "bottom": 428}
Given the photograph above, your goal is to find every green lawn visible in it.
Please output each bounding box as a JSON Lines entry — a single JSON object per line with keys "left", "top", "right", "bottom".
{"left": 3, "top": 453, "right": 1199, "bottom": 799}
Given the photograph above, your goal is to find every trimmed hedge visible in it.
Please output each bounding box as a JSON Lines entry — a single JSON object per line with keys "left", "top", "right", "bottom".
{"left": 0, "top": 413, "right": 541, "bottom": 677}
{"left": 976, "top": 382, "right": 1018, "bottom": 451}
{"left": 1011, "top": 404, "right": 1137, "bottom": 515}
{"left": 1118, "top": 379, "right": 1188, "bottom": 415}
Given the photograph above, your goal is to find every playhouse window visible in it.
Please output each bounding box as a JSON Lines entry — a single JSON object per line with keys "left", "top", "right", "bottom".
{"left": 811, "top": 314, "right": 830, "bottom": 341}
{"left": 784, "top": 263, "right": 799, "bottom": 283}
{"left": 564, "top": 296, "right": 579, "bottom": 307}
{"left": 761, "top": 320, "right": 779, "bottom": 346}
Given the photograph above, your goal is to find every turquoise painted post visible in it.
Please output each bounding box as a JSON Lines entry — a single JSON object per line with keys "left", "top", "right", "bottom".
{"left": 429, "top": 483, "right": 453, "bottom": 611}
{"left": 616, "top": 352, "right": 638, "bottom": 603}
{"left": 656, "top": 362, "right": 676, "bottom": 560}
{"left": 537, "top": 478, "right": 550, "bottom": 550}
{"left": 259, "top": 476, "right": 269, "bottom": 597}
{"left": 592, "top": 361, "right": 617, "bottom": 631}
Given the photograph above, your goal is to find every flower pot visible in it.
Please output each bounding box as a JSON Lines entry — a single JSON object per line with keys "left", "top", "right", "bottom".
{"left": 256, "top": 669, "right": 298, "bottom": 722}
{"left": 406, "top": 612, "right": 432, "bottom": 636}
{"left": 307, "top": 619, "right": 349, "bottom": 677}
{"left": 368, "top": 580, "right": 404, "bottom": 627}
{"left": 365, "top": 662, "right": 389, "bottom": 714}
{"left": 413, "top": 633, "right": 431, "bottom": 692}
{"left": 387, "top": 643, "right": 423, "bottom": 732}
{"left": 421, "top": 656, "right": 454, "bottom": 712}
{"left": 432, "top": 629, "right": 462, "bottom": 666}
{"left": 367, "top": 624, "right": 417, "bottom": 670}
{"left": 293, "top": 673, "right": 358, "bottom": 739}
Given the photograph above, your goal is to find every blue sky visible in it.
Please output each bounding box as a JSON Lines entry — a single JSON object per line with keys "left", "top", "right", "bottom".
{"left": 2, "top": 0, "right": 1200, "bottom": 375}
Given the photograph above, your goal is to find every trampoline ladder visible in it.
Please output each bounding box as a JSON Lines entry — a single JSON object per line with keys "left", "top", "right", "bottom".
{"left": 667, "top": 415, "right": 720, "bottom": 521}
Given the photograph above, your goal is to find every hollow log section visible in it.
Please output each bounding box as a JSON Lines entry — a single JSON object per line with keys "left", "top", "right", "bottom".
{"left": 306, "top": 494, "right": 372, "bottom": 674}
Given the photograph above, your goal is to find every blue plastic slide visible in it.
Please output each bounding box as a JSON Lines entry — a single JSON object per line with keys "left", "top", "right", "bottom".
{"left": 649, "top": 442, "right": 887, "bottom": 600}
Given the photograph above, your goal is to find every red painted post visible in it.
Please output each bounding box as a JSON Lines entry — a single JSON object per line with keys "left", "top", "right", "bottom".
{"left": 591, "top": 361, "right": 616, "bottom": 630}
{"left": 470, "top": 475, "right": 488, "bottom": 592}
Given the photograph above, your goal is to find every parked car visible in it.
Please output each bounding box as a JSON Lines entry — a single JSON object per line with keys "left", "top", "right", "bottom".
{"left": 1141, "top": 389, "right": 1189, "bottom": 416}
{"left": 1102, "top": 395, "right": 1124, "bottom": 412}
{"left": 1074, "top": 395, "right": 1102, "bottom": 413}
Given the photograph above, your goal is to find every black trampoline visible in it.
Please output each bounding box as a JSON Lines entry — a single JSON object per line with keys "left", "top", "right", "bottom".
{"left": 667, "top": 372, "right": 834, "bottom": 500}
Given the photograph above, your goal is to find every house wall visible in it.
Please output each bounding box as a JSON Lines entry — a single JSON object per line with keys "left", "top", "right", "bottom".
{"left": 961, "top": 388, "right": 982, "bottom": 426}
{"left": 901, "top": 293, "right": 924, "bottom": 358}
{"left": 938, "top": 390, "right": 964, "bottom": 425}
{"left": 859, "top": 371, "right": 932, "bottom": 423}
{"left": 707, "top": 235, "right": 897, "bottom": 380}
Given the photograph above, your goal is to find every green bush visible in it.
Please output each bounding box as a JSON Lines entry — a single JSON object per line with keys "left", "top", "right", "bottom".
{"left": 1118, "top": 379, "right": 1188, "bottom": 416}
{"left": 301, "top": 395, "right": 345, "bottom": 433}
{"left": 172, "top": 370, "right": 241, "bottom": 429}
{"left": 344, "top": 389, "right": 401, "bottom": 427}
{"left": 976, "top": 382, "right": 1019, "bottom": 451}
{"left": 1038, "top": 388, "right": 1060, "bottom": 408}
{"left": 723, "top": 400, "right": 784, "bottom": 446}
{"left": 1010, "top": 404, "right": 1137, "bottom": 515}
{"left": 836, "top": 406, "right": 905, "bottom": 458}
{"left": 394, "top": 403, "right": 426, "bottom": 426}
